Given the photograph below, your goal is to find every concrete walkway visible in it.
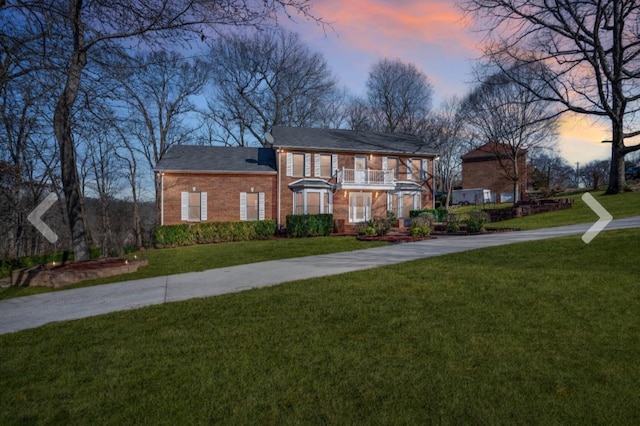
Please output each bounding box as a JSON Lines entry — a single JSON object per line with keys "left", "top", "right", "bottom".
{"left": 1, "top": 217, "right": 639, "bottom": 335}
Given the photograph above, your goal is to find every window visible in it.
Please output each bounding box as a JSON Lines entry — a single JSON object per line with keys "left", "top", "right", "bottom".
{"left": 287, "top": 152, "right": 311, "bottom": 177}
{"left": 292, "top": 153, "right": 305, "bottom": 177}
{"left": 189, "top": 192, "right": 201, "bottom": 221}
{"left": 315, "top": 154, "right": 333, "bottom": 177}
{"left": 181, "top": 191, "right": 207, "bottom": 222}
{"left": 240, "top": 192, "right": 265, "bottom": 221}
{"left": 388, "top": 191, "right": 421, "bottom": 218}
{"left": 411, "top": 159, "right": 423, "bottom": 181}
{"left": 245, "top": 193, "right": 259, "bottom": 221}
{"left": 406, "top": 159, "right": 427, "bottom": 181}
{"left": 292, "top": 189, "right": 332, "bottom": 215}
{"left": 386, "top": 157, "right": 399, "bottom": 179}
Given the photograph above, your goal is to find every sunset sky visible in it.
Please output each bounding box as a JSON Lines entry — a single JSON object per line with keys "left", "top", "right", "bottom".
{"left": 281, "top": 0, "right": 611, "bottom": 166}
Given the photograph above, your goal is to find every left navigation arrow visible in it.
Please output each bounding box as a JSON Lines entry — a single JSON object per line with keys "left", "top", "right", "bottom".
{"left": 27, "top": 193, "right": 59, "bottom": 243}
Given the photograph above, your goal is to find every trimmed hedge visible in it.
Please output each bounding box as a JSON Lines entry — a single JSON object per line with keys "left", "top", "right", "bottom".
{"left": 409, "top": 208, "right": 448, "bottom": 222}
{"left": 154, "top": 220, "right": 276, "bottom": 248}
{"left": 286, "top": 214, "right": 333, "bottom": 238}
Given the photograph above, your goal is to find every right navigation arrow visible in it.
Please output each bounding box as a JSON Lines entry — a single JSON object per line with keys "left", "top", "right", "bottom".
{"left": 581, "top": 192, "right": 613, "bottom": 244}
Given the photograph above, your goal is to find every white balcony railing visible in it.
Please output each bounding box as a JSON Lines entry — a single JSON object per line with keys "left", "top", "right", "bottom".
{"left": 336, "top": 168, "right": 395, "bottom": 189}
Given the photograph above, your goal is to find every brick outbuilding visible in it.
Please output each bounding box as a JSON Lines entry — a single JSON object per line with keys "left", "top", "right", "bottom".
{"left": 461, "top": 142, "right": 528, "bottom": 203}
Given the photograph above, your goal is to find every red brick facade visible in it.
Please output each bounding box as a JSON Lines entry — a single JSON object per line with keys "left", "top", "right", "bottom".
{"left": 161, "top": 150, "right": 435, "bottom": 229}
{"left": 161, "top": 173, "right": 277, "bottom": 225}
{"left": 461, "top": 143, "right": 527, "bottom": 202}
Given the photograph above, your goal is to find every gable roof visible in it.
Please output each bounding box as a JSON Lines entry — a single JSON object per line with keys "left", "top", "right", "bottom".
{"left": 154, "top": 145, "right": 277, "bottom": 173}
{"left": 461, "top": 142, "right": 527, "bottom": 161}
{"left": 270, "top": 126, "right": 438, "bottom": 156}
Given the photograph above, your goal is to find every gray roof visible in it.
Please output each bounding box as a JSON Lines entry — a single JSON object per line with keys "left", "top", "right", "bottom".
{"left": 271, "top": 126, "right": 438, "bottom": 156}
{"left": 154, "top": 145, "right": 276, "bottom": 173}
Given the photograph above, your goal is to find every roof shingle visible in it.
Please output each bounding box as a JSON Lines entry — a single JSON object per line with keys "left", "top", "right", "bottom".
{"left": 271, "top": 126, "right": 438, "bottom": 156}
{"left": 154, "top": 146, "right": 277, "bottom": 173}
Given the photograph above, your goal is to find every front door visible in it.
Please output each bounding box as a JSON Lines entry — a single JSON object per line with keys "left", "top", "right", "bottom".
{"left": 349, "top": 192, "right": 372, "bottom": 223}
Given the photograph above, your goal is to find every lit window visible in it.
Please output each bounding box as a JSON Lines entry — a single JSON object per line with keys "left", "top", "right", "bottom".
{"left": 189, "top": 192, "right": 201, "bottom": 221}
{"left": 292, "top": 153, "right": 305, "bottom": 177}
{"left": 318, "top": 154, "right": 332, "bottom": 177}
{"left": 245, "top": 193, "right": 259, "bottom": 221}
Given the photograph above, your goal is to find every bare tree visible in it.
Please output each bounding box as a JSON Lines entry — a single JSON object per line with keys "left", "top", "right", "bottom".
{"left": 464, "top": 0, "right": 640, "bottom": 194}
{"left": 580, "top": 159, "right": 611, "bottom": 190}
{"left": 345, "top": 96, "right": 374, "bottom": 131}
{"left": 4, "top": 0, "right": 325, "bottom": 261}
{"left": 206, "top": 28, "right": 337, "bottom": 146}
{"left": 112, "top": 51, "right": 208, "bottom": 226}
{"left": 529, "top": 151, "right": 576, "bottom": 194}
{"left": 365, "top": 58, "right": 433, "bottom": 134}
{"left": 423, "top": 96, "right": 467, "bottom": 208}
{"left": 461, "top": 67, "right": 559, "bottom": 202}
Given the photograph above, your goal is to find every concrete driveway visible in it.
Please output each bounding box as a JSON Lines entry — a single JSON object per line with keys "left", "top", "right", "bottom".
{"left": 1, "top": 217, "right": 639, "bottom": 335}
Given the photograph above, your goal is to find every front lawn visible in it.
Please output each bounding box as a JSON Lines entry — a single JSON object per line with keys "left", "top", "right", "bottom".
{"left": 1, "top": 229, "right": 638, "bottom": 424}
{"left": 489, "top": 190, "right": 640, "bottom": 230}
{"left": 0, "top": 237, "right": 387, "bottom": 300}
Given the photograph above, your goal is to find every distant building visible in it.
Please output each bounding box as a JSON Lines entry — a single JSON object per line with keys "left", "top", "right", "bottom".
{"left": 461, "top": 142, "right": 527, "bottom": 203}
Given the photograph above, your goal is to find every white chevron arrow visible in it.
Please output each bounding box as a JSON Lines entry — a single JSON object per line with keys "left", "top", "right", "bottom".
{"left": 581, "top": 192, "right": 613, "bottom": 244}
{"left": 27, "top": 193, "right": 59, "bottom": 244}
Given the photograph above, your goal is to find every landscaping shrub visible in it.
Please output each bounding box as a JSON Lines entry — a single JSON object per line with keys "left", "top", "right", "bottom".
{"left": 410, "top": 212, "right": 435, "bottom": 237}
{"left": 446, "top": 213, "right": 460, "bottom": 233}
{"left": 286, "top": 214, "right": 333, "bottom": 238}
{"left": 356, "top": 212, "right": 396, "bottom": 237}
{"left": 154, "top": 221, "right": 276, "bottom": 248}
{"left": 409, "top": 208, "right": 448, "bottom": 222}
{"left": 466, "top": 211, "right": 489, "bottom": 233}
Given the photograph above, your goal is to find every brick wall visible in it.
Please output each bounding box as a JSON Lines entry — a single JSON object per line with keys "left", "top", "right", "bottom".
{"left": 276, "top": 150, "right": 434, "bottom": 225}
{"left": 161, "top": 172, "right": 277, "bottom": 225}
{"left": 462, "top": 156, "right": 527, "bottom": 202}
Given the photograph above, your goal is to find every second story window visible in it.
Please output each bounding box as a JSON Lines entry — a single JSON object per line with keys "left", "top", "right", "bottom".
{"left": 287, "top": 152, "right": 310, "bottom": 177}
{"left": 292, "top": 153, "right": 305, "bottom": 176}
{"left": 316, "top": 153, "right": 333, "bottom": 177}
{"left": 386, "top": 157, "right": 399, "bottom": 178}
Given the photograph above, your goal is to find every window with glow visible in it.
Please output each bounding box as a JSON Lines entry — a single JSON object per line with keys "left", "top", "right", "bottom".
{"left": 318, "top": 154, "right": 332, "bottom": 177}
{"left": 188, "top": 192, "right": 201, "bottom": 221}
{"left": 245, "top": 193, "right": 259, "bottom": 221}
{"left": 292, "top": 153, "right": 305, "bottom": 177}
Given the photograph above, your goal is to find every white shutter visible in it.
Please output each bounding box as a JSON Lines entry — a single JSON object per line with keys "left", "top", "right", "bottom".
{"left": 200, "top": 192, "right": 207, "bottom": 221}
{"left": 407, "top": 158, "right": 412, "bottom": 180}
{"left": 286, "top": 153, "right": 293, "bottom": 177}
{"left": 382, "top": 157, "right": 388, "bottom": 170}
{"left": 331, "top": 154, "right": 338, "bottom": 175}
{"left": 421, "top": 159, "right": 428, "bottom": 180}
{"left": 314, "top": 153, "right": 321, "bottom": 177}
{"left": 304, "top": 153, "right": 311, "bottom": 176}
{"left": 181, "top": 192, "right": 188, "bottom": 221}
{"left": 258, "top": 192, "right": 265, "bottom": 220}
{"left": 239, "top": 192, "right": 247, "bottom": 221}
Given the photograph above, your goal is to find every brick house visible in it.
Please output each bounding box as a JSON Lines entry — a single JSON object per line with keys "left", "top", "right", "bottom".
{"left": 154, "top": 126, "right": 438, "bottom": 231}
{"left": 461, "top": 142, "right": 527, "bottom": 203}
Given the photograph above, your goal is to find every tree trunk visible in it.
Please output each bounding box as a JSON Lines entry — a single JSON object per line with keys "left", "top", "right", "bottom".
{"left": 52, "top": 0, "right": 91, "bottom": 261}
{"left": 605, "top": 121, "right": 627, "bottom": 194}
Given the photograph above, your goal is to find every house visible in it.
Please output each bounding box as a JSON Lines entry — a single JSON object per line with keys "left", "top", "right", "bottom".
{"left": 461, "top": 142, "right": 527, "bottom": 203}
{"left": 154, "top": 126, "right": 438, "bottom": 231}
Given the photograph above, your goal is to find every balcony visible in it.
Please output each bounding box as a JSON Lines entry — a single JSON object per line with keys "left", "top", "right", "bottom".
{"left": 335, "top": 168, "right": 396, "bottom": 190}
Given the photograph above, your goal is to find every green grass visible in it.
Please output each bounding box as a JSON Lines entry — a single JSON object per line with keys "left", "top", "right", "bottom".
{"left": 0, "top": 237, "right": 387, "bottom": 300}
{"left": 1, "top": 228, "right": 639, "bottom": 424}
{"left": 486, "top": 190, "right": 640, "bottom": 230}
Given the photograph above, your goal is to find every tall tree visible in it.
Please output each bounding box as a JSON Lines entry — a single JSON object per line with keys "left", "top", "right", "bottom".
{"left": 464, "top": 0, "right": 640, "bottom": 194}
{"left": 206, "top": 28, "right": 337, "bottom": 146}
{"left": 423, "top": 96, "right": 467, "bottom": 208}
{"left": 2, "top": 0, "right": 325, "bottom": 260}
{"left": 113, "top": 51, "right": 208, "bottom": 225}
{"left": 365, "top": 58, "right": 433, "bottom": 134}
{"left": 461, "top": 66, "right": 559, "bottom": 202}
